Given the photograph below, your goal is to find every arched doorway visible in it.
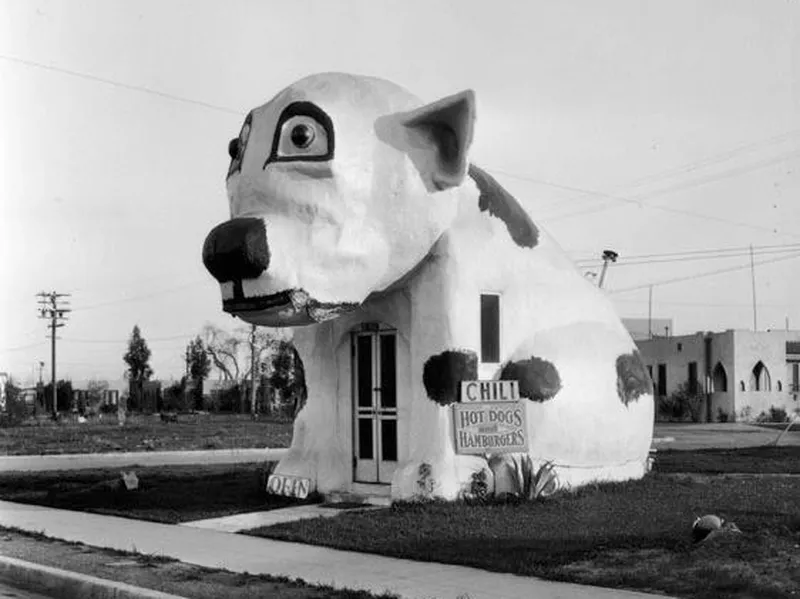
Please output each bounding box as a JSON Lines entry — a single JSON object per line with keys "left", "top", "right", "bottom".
{"left": 712, "top": 362, "right": 728, "bottom": 393}
{"left": 749, "top": 361, "right": 771, "bottom": 391}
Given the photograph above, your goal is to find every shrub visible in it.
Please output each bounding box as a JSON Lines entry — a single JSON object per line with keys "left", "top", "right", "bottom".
{"left": 759, "top": 406, "right": 789, "bottom": 423}
{"left": 716, "top": 407, "right": 729, "bottom": 423}
{"left": 209, "top": 383, "right": 243, "bottom": 413}
{"left": 162, "top": 378, "right": 192, "bottom": 413}
{"left": 661, "top": 382, "right": 705, "bottom": 422}
{"left": 1, "top": 377, "right": 28, "bottom": 426}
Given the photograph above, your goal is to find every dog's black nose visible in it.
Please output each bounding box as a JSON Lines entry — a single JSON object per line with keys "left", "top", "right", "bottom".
{"left": 203, "top": 218, "right": 270, "bottom": 283}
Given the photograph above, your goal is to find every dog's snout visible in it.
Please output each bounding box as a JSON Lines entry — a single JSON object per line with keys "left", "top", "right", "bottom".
{"left": 203, "top": 218, "right": 270, "bottom": 283}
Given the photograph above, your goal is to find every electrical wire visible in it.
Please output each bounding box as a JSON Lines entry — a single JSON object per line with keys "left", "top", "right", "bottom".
{"left": 0, "top": 54, "right": 244, "bottom": 116}
{"left": 70, "top": 280, "right": 207, "bottom": 312}
{"left": 61, "top": 333, "right": 195, "bottom": 344}
{"left": 607, "top": 251, "right": 800, "bottom": 295}
{"left": 574, "top": 243, "right": 800, "bottom": 268}
{"left": 0, "top": 341, "right": 48, "bottom": 353}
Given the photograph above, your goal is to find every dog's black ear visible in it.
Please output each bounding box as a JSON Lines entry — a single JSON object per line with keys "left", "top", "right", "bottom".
{"left": 401, "top": 90, "right": 476, "bottom": 190}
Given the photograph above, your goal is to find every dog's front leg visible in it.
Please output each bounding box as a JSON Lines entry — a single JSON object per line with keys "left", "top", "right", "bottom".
{"left": 270, "top": 322, "right": 349, "bottom": 496}
{"left": 391, "top": 253, "right": 490, "bottom": 501}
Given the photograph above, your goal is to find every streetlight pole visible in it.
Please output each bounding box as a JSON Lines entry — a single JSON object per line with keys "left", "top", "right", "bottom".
{"left": 597, "top": 250, "right": 619, "bottom": 289}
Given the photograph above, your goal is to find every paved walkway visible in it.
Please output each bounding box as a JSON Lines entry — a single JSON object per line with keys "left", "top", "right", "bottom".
{"left": 182, "top": 503, "right": 382, "bottom": 533}
{"left": 0, "top": 501, "right": 670, "bottom": 599}
{"left": 0, "top": 449, "right": 287, "bottom": 472}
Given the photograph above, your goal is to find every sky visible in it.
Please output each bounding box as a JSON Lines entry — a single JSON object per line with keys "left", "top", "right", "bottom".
{"left": 1, "top": 0, "right": 798, "bottom": 385}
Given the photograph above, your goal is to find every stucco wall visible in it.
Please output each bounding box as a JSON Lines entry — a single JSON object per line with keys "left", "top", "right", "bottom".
{"left": 637, "top": 333, "right": 705, "bottom": 394}
{"left": 638, "top": 329, "right": 800, "bottom": 422}
{"left": 708, "top": 330, "right": 735, "bottom": 421}
{"left": 731, "top": 330, "right": 800, "bottom": 420}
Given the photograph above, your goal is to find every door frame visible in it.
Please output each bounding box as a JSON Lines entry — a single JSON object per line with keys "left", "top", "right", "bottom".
{"left": 351, "top": 323, "right": 398, "bottom": 485}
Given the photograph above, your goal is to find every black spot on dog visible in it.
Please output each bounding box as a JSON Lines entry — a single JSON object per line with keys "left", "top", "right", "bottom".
{"left": 500, "top": 357, "right": 561, "bottom": 402}
{"left": 616, "top": 350, "right": 653, "bottom": 406}
{"left": 468, "top": 164, "right": 539, "bottom": 249}
{"left": 423, "top": 350, "right": 479, "bottom": 406}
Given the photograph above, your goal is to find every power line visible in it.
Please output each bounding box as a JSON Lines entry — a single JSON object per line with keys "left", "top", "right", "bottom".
{"left": 575, "top": 244, "right": 800, "bottom": 268}
{"left": 62, "top": 333, "right": 195, "bottom": 344}
{"left": 540, "top": 150, "right": 800, "bottom": 234}
{"left": 70, "top": 280, "right": 207, "bottom": 312}
{"left": 575, "top": 241, "right": 800, "bottom": 263}
{"left": 612, "top": 297, "right": 796, "bottom": 308}
{"left": 608, "top": 251, "right": 800, "bottom": 295}
{"left": 484, "top": 147, "right": 800, "bottom": 238}
{"left": 0, "top": 341, "right": 48, "bottom": 353}
{"left": 606, "top": 129, "right": 800, "bottom": 192}
{"left": 486, "top": 128, "right": 800, "bottom": 210}
{"left": 0, "top": 54, "right": 245, "bottom": 116}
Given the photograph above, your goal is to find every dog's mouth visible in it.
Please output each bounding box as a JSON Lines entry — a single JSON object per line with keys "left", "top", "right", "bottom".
{"left": 222, "top": 288, "right": 357, "bottom": 326}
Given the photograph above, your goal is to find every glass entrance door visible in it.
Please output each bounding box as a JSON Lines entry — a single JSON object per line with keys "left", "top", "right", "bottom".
{"left": 353, "top": 330, "right": 398, "bottom": 484}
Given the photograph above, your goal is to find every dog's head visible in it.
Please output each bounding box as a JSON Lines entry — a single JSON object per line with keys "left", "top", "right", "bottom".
{"left": 203, "top": 73, "right": 476, "bottom": 326}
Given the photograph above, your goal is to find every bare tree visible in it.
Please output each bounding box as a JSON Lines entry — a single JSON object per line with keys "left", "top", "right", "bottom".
{"left": 201, "top": 324, "right": 289, "bottom": 413}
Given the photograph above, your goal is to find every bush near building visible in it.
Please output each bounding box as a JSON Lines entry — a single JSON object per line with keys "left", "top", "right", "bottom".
{"left": 657, "top": 382, "right": 705, "bottom": 422}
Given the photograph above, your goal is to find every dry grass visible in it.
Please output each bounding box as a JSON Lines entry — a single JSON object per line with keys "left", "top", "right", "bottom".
{"left": 0, "top": 413, "right": 293, "bottom": 455}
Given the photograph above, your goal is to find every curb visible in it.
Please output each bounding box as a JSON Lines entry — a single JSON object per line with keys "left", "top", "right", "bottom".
{"left": 0, "top": 556, "right": 187, "bottom": 599}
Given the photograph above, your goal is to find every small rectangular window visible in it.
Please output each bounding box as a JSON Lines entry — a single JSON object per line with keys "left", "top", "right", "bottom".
{"left": 480, "top": 294, "right": 500, "bottom": 363}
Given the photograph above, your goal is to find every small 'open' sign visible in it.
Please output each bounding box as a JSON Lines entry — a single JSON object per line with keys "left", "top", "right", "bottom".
{"left": 267, "top": 474, "right": 311, "bottom": 499}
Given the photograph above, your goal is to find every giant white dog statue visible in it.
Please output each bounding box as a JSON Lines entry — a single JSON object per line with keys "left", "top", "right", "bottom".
{"left": 203, "top": 73, "right": 654, "bottom": 501}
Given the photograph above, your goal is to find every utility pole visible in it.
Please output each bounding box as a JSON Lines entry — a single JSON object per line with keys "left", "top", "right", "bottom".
{"left": 597, "top": 250, "right": 619, "bottom": 289}
{"left": 749, "top": 244, "right": 757, "bottom": 331}
{"left": 37, "top": 291, "right": 71, "bottom": 419}
{"left": 249, "top": 324, "right": 258, "bottom": 418}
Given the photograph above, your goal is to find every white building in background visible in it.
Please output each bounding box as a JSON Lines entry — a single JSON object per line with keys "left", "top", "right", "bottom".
{"left": 621, "top": 318, "right": 675, "bottom": 342}
{"left": 635, "top": 328, "right": 800, "bottom": 422}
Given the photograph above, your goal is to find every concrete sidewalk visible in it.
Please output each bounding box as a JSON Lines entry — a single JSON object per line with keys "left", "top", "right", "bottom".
{"left": 0, "top": 448, "right": 287, "bottom": 472}
{"left": 181, "top": 503, "right": 382, "bottom": 533}
{"left": 0, "top": 500, "right": 671, "bottom": 599}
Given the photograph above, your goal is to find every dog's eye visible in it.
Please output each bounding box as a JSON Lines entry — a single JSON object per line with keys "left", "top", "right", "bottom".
{"left": 228, "top": 138, "right": 240, "bottom": 159}
{"left": 264, "top": 102, "right": 335, "bottom": 168}
{"left": 274, "top": 115, "right": 329, "bottom": 160}
{"left": 290, "top": 124, "right": 315, "bottom": 149}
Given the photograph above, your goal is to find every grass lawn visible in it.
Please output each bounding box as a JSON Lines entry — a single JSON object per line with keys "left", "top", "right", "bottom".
{"left": 755, "top": 422, "right": 800, "bottom": 434}
{"left": 2, "top": 449, "right": 799, "bottom": 597}
{"left": 0, "top": 527, "right": 398, "bottom": 599}
{"left": 247, "top": 475, "right": 800, "bottom": 599}
{"left": 0, "top": 413, "right": 293, "bottom": 455}
{"left": 654, "top": 445, "right": 800, "bottom": 474}
{"left": 0, "top": 462, "right": 306, "bottom": 523}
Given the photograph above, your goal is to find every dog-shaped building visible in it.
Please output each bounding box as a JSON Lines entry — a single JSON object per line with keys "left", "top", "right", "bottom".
{"left": 203, "top": 73, "right": 654, "bottom": 501}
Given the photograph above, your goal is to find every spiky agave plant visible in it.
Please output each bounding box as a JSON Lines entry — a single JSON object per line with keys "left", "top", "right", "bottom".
{"left": 525, "top": 460, "right": 559, "bottom": 500}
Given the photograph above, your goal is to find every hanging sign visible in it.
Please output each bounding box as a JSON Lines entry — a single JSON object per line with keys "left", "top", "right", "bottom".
{"left": 453, "top": 380, "right": 528, "bottom": 454}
